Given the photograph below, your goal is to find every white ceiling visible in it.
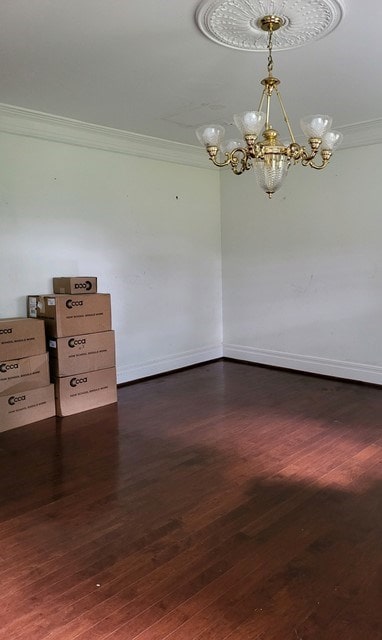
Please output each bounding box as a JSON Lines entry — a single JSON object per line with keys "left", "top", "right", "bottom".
{"left": 0, "top": 0, "right": 380, "bottom": 146}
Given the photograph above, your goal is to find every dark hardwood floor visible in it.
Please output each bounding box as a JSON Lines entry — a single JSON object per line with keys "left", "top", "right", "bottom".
{"left": 1, "top": 360, "right": 382, "bottom": 640}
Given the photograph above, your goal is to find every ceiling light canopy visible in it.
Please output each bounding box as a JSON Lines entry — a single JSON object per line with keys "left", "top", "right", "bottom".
{"left": 195, "top": 0, "right": 344, "bottom": 198}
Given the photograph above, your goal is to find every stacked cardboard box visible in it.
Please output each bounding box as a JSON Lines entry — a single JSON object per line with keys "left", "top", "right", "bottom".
{"left": 28, "top": 277, "right": 117, "bottom": 417}
{"left": 0, "top": 317, "right": 55, "bottom": 432}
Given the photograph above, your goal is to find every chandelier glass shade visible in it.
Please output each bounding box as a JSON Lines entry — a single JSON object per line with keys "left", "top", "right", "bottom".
{"left": 195, "top": 15, "right": 343, "bottom": 198}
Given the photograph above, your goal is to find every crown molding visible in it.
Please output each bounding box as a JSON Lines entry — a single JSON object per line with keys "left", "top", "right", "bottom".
{"left": 0, "top": 103, "right": 211, "bottom": 169}
{"left": 0, "top": 103, "right": 381, "bottom": 164}
{"left": 337, "top": 118, "right": 382, "bottom": 150}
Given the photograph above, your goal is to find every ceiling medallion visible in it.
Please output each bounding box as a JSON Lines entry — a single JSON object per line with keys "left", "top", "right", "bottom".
{"left": 196, "top": 0, "right": 344, "bottom": 51}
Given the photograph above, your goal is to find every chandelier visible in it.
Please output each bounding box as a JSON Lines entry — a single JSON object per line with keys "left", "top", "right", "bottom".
{"left": 195, "top": 14, "right": 343, "bottom": 199}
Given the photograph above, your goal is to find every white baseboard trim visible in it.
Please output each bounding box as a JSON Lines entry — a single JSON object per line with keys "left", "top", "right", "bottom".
{"left": 117, "top": 345, "right": 223, "bottom": 384}
{"left": 223, "top": 344, "right": 382, "bottom": 385}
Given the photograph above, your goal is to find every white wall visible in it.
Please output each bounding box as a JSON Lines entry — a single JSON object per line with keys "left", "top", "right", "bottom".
{"left": 0, "top": 128, "right": 222, "bottom": 382}
{"left": 2, "top": 105, "right": 381, "bottom": 388}
{"left": 221, "top": 144, "right": 382, "bottom": 384}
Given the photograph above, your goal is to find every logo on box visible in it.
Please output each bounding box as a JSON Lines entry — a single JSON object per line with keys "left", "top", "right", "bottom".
{"left": 8, "top": 394, "right": 26, "bottom": 406}
{"left": 68, "top": 338, "right": 87, "bottom": 348}
{"left": 0, "top": 363, "right": 19, "bottom": 373}
{"left": 66, "top": 299, "right": 84, "bottom": 309}
{"left": 74, "top": 281, "right": 93, "bottom": 291}
{"left": 70, "top": 377, "right": 88, "bottom": 387}
{"left": 0, "top": 328, "right": 12, "bottom": 335}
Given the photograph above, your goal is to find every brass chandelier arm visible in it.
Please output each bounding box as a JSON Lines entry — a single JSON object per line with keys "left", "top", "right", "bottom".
{"left": 304, "top": 158, "right": 330, "bottom": 170}
{"left": 230, "top": 148, "right": 251, "bottom": 174}
{"left": 207, "top": 147, "right": 232, "bottom": 167}
{"left": 303, "top": 149, "right": 332, "bottom": 170}
{"left": 209, "top": 155, "right": 232, "bottom": 168}
{"left": 207, "top": 147, "right": 251, "bottom": 173}
{"left": 300, "top": 144, "right": 331, "bottom": 167}
{"left": 301, "top": 151, "right": 318, "bottom": 166}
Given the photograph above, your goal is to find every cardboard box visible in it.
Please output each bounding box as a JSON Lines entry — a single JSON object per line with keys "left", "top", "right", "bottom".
{"left": 28, "top": 294, "right": 112, "bottom": 338}
{"left": 53, "top": 277, "right": 97, "bottom": 295}
{"left": 0, "top": 384, "right": 55, "bottom": 432}
{"left": 0, "top": 352, "right": 50, "bottom": 396}
{"left": 49, "top": 330, "right": 115, "bottom": 377}
{"left": 55, "top": 367, "right": 117, "bottom": 417}
{"left": 0, "top": 317, "right": 46, "bottom": 361}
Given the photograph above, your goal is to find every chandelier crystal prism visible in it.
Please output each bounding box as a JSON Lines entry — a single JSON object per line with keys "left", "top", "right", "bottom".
{"left": 195, "top": 14, "right": 343, "bottom": 199}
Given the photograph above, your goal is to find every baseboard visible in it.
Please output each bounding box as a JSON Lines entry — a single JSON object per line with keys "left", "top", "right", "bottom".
{"left": 223, "top": 344, "right": 382, "bottom": 386}
{"left": 117, "top": 345, "right": 223, "bottom": 384}
{"left": 117, "top": 343, "right": 382, "bottom": 386}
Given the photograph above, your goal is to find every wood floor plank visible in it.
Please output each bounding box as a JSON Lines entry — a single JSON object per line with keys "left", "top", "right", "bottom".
{"left": 1, "top": 361, "right": 382, "bottom": 639}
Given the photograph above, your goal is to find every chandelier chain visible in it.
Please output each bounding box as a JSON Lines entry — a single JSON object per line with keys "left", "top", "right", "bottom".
{"left": 267, "top": 27, "right": 274, "bottom": 75}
